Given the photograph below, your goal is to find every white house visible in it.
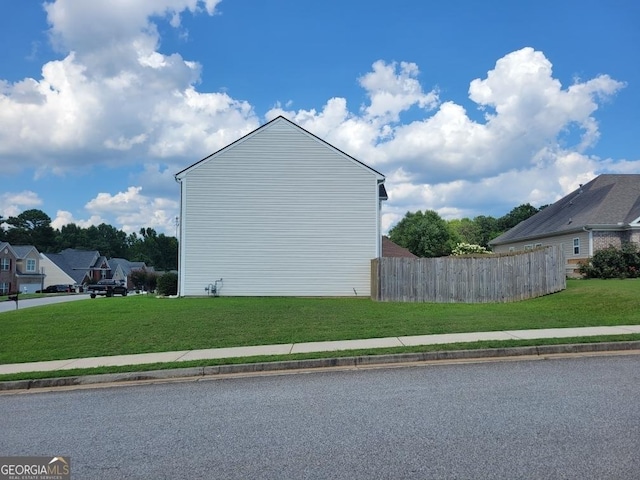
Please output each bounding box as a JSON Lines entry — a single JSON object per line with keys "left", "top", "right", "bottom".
{"left": 38, "top": 253, "right": 76, "bottom": 288}
{"left": 174, "top": 116, "right": 387, "bottom": 296}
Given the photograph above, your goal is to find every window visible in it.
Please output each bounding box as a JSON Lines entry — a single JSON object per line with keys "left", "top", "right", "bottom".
{"left": 573, "top": 238, "right": 580, "bottom": 255}
{"left": 535, "top": 243, "right": 542, "bottom": 248}
{"left": 0, "top": 282, "right": 9, "bottom": 295}
{"left": 0, "top": 258, "right": 10, "bottom": 271}
{"left": 524, "top": 244, "right": 533, "bottom": 251}
{"left": 26, "top": 258, "right": 36, "bottom": 272}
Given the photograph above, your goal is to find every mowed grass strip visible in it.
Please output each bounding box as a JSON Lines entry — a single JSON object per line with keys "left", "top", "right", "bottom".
{"left": 1, "top": 279, "right": 638, "bottom": 364}
{"left": 2, "top": 334, "right": 640, "bottom": 383}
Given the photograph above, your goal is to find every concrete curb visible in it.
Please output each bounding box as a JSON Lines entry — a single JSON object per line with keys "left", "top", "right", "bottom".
{"left": 2, "top": 340, "right": 639, "bottom": 392}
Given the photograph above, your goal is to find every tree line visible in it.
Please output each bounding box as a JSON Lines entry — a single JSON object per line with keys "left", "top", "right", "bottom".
{"left": 389, "top": 203, "right": 544, "bottom": 257}
{"left": 0, "top": 209, "right": 178, "bottom": 271}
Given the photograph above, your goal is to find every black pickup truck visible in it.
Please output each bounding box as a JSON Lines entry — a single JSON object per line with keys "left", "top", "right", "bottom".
{"left": 88, "top": 279, "right": 128, "bottom": 298}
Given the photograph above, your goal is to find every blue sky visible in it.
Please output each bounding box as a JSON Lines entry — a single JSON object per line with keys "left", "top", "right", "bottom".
{"left": 1, "top": 0, "right": 639, "bottom": 236}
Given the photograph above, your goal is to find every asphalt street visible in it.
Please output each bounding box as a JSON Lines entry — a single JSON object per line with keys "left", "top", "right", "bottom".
{"left": 0, "top": 293, "right": 91, "bottom": 313}
{"left": 1, "top": 354, "right": 638, "bottom": 479}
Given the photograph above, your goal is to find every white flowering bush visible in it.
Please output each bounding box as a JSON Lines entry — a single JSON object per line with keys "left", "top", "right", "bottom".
{"left": 451, "top": 242, "right": 491, "bottom": 256}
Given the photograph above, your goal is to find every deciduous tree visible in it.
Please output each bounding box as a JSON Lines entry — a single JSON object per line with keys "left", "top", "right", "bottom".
{"left": 498, "top": 203, "right": 539, "bottom": 231}
{"left": 389, "top": 210, "right": 455, "bottom": 257}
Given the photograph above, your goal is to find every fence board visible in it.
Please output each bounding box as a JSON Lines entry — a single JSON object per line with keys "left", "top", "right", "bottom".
{"left": 371, "top": 246, "right": 565, "bottom": 303}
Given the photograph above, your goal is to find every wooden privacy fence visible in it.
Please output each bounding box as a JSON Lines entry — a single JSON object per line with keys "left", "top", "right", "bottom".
{"left": 371, "top": 246, "right": 566, "bottom": 303}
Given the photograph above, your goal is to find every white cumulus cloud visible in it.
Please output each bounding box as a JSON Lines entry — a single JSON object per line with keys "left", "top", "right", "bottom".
{"left": 52, "top": 211, "right": 106, "bottom": 231}
{"left": 0, "top": 0, "right": 255, "bottom": 176}
{"left": 0, "top": 191, "right": 43, "bottom": 218}
{"left": 85, "top": 186, "right": 179, "bottom": 234}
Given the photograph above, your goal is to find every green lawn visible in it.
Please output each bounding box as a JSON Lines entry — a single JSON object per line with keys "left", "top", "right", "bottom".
{"left": 1, "top": 279, "right": 639, "bottom": 366}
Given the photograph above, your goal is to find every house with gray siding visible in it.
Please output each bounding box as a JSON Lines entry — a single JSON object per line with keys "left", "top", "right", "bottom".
{"left": 110, "top": 258, "right": 152, "bottom": 290}
{"left": 489, "top": 174, "right": 640, "bottom": 276}
{"left": 175, "top": 116, "right": 387, "bottom": 296}
{"left": 41, "top": 248, "right": 110, "bottom": 288}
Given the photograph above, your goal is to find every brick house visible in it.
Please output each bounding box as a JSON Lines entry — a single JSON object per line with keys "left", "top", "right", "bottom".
{"left": 489, "top": 174, "right": 640, "bottom": 276}
{"left": 0, "top": 242, "right": 45, "bottom": 294}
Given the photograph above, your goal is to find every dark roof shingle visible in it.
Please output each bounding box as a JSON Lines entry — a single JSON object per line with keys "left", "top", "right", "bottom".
{"left": 490, "top": 174, "right": 640, "bottom": 245}
{"left": 382, "top": 236, "right": 417, "bottom": 258}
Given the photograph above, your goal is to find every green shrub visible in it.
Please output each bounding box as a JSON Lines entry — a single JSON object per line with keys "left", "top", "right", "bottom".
{"left": 130, "top": 269, "right": 158, "bottom": 292}
{"left": 156, "top": 272, "right": 178, "bottom": 296}
{"left": 148, "top": 273, "right": 158, "bottom": 292}
{"left": 621, "top": 242, "right": 640, "bottom": 274}
{"left": 578, "top": 243, "right": 640, "bottom": 279}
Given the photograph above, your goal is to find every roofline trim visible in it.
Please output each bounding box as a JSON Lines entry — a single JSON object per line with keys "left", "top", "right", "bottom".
{"left": 583, "top": 223, "right": 640, "bottom": 231}
{"left": 0, "top": 243, "right": 40, "bottom": 259}
{"left": 174, "top": 116, "right": 385, "bottom": 181}
{"left": 490, "top": 223, "right": 640, "bottom": 246}
{"left": 0, "top": 242, "right": 18, "bottom": 257}
{"left": 11, "top": 246, "right": 39, "bottom": 259}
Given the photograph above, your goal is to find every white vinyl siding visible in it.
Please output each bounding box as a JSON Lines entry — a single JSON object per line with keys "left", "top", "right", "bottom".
{"left": 178, "top": 118, "right": 382, "bottom": 296}
{"left": 39, "top": 254, "right": 77, "bottom": 287}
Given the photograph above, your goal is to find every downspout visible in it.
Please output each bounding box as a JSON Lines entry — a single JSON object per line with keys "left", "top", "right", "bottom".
{"left": 175, "top": 175, "right": 183, "bottom": 297}
{"left": 377, "top": 184, "right": 381, "bottom": 258}
{"left": 377, "top": 180, "right": 386, "bottom": 258}
{"left": 583, "top": 226, "right": 594, "bottom": 256}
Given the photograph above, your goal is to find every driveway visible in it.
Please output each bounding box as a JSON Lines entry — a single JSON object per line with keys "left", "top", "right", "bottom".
{"left": 0, "top": 294, "right": 92, "bottom": 313}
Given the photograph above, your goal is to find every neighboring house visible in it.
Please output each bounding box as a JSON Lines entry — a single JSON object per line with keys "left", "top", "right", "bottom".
{"left": 489, "top": 174, "right": 640, "bottom": 276}
{"left": 0, "top": 242, "right": 45, "bottom": 294}
{"left": 41, "top": 249, "right": 111, "bottom": 288}
{"left": 175, "top": 115, "right": 387, "bottom": 296}
{"left": 38, "top": 253, "right": 76, "bottom": 288}
{"left": 110, "top": 258, "right": 152, "bottom": 290}
{"left": 382, "top": 236, "right": 418, "bottom": 258}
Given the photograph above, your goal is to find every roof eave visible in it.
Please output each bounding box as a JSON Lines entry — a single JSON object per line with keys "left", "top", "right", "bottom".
{"left": 174, "top": 116, "right": 385, "bottom": 181}
{"left": 489, "top": 226, "right": 588, "bottom": 246}
{"left": 491, "top": 222, "right": 640, "bottom": 246}
{"left": 0, "top": 243, "right": 18, "bottom": 257}
{"left": 583, "top": 223, "right": 635, "bottom": 231}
